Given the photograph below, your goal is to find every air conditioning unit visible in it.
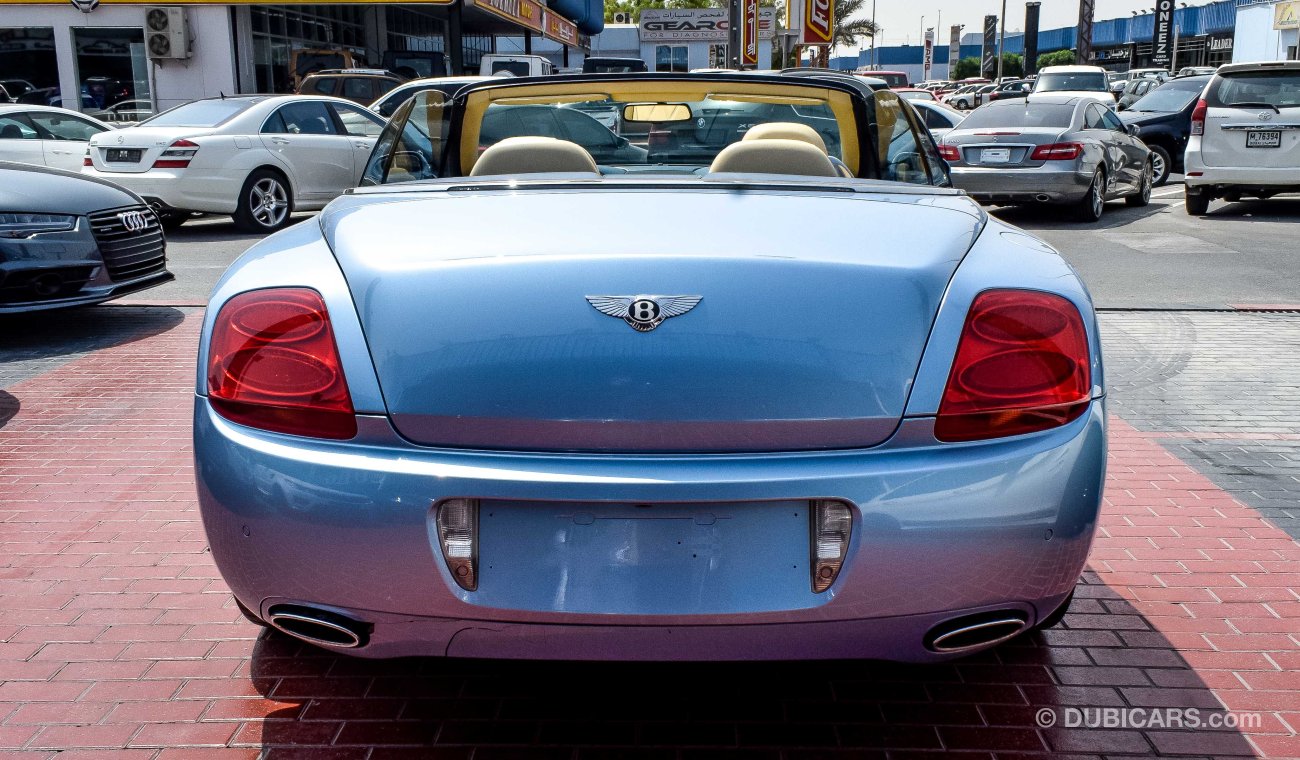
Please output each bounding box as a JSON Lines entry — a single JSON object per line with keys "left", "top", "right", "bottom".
{"left": 145, "top": 6, "right": 190, "bottom": 59}
{"left": 612, "top": 11, "right": 633, "bottom": 24}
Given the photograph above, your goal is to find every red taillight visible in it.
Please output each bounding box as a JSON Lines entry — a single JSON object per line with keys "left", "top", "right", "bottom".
{"left": 937, "top": 144, "right": 961, "bottom": 161}
{"left": 935, "top": 290, "right": 1091, "bottom": 443}
{"left": 207, "top": 288, "right": 356, "bottom": 439}
{"left": 1190, "top": 98, "right": 1207, "bottom": 136}
{"left": 153, "top": 138, "right": 198, "bottom": 169}
{"left": 1030, "top": 143, "right": 1083, "bottom": 161}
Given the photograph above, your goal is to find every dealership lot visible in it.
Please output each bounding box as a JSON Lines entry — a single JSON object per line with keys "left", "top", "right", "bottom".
{"left": 2, "top": 187, "right": 1300, "bottom": 757}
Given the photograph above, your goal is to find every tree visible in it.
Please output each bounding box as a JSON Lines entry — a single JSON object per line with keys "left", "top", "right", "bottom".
{"left": 1037, "top": 49, "right": 1076, "bottom": 70}
{"left": 830, "top": 0, "right": 879, "bottom": 51}
{"left": 1000, "top": 52, "right": 1024, "bottom": 78}
{"left": 951, "top": 56, "right": 981, "bottom": 80}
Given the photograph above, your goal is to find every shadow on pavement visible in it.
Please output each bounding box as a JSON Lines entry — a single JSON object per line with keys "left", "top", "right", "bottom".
{"left": 1204, "top": 198, "right": 1300, "bottom": 220}
{"left": 990, "top": 199, "right": 1169, "bottom": 231}
{"left": 167, "top": 214, "right": 313, "bottom": 243}
{"left": 0, "top": 389, "right": 18, "bottom": 429}
{"left": 245, "top": 583, "right": 1256, "bottom": 757}
{"left": 0, "top": 305, "right": 187, "bottom": 386}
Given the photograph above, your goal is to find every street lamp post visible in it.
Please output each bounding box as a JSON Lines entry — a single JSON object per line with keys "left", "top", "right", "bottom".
{"left": 870, "top": 0, "right": 877, "bottom": 68}
{"left": 996, "top": 0, "right": 1007, "bottom": 81}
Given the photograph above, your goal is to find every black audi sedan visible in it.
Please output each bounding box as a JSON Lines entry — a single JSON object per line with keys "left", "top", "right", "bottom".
{"left": 0, "top": 162, "right": 173, "bottom": 312}
{"left": 1118, "top": 74, "right": 1212, "bottom": 186}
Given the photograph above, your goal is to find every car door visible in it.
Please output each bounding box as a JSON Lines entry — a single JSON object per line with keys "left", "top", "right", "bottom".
{"left": 327, "top": 102, "right": 387, "bottom": 180}
{"left": 260, "top": 100, "right": 355, "bottom": 202}
{"left": 0, "top": 112, "right": 45, "bottom": 166}
{"left": 1083, "top": 103, "right": 1132, "bottom": 194}
{"left": 26, "top": 110, "right": 108, "bottom": 171}
{"left": 1099, "top": 105, "right": 1148, "bottom": 189}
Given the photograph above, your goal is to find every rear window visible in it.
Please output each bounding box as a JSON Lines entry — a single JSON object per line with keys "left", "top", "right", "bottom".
{"left": 877, "top": 73, "right": 909, "bottom": 88}
{"left": 1207, "top": 70, "right": 1300, "bottom": 109}
{"left": 144, "top": 99, "right": 254, "bottom": 127}
{"left": 1035, "top": 72, "right": 1107, "bottom": 93}
{"left": 957, "top": 103, "right": 1075, "bottom": 129}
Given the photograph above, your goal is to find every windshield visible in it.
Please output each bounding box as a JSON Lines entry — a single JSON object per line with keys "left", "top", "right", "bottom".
{"left": 1035, "top": 72, "right": 1107, "bottom": 93}
{"left": 956, "top": 103, "right": 1075, "bottom": 129}
{"left": 1128, "top": 81, "right": 1205, "bottom": 113}
{"left": 876, "top": 73, "right": 909, "bottom": 88}
{"left": 1208, "top": 71, "right": 1300, "bottom": 109}
{"left": 144, "top": 99, "right": 253, "bottom": 127}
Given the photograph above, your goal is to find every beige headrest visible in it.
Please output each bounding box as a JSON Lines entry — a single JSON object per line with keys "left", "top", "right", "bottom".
{"left": 708, "top": 138, "right": 838, "bottom": 178}
{"left": 470, "top": 136, "right": 599, "bottom": 177}
{"left": 742, "top": 122, "right": 828, "bottom": 154}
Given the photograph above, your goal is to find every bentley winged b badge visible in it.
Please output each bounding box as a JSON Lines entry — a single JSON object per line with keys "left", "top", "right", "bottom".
{"left": 585, "top": 295, "right": 702, "bottom": 332}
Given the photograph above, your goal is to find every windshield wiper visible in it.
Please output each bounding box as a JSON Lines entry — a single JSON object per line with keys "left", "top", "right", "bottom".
{"left": 1225, "top": 101, "right": 1280, "bottom": 113}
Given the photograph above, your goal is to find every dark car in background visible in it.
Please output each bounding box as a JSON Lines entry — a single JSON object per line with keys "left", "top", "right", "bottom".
{"left": 0, "top": 162, "right": 172, "bottom": 312}
{"left": 987, "top": 79, "right": 1033, "bottom": 103}
{"left": 1117, "top": 75, "right": 1211, "bottom": 186}
{"left": 583, "top": 57, "right": 647, "bottom": 73}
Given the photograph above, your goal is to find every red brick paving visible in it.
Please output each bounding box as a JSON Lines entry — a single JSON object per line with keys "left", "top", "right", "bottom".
{"left": 0, "top": 308, "right": 1297, "bottom": 758}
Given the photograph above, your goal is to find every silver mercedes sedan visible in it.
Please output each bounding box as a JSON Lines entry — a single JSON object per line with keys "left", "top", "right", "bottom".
{"left": 938, "top": 95, "right": 1153, "bottom": 222}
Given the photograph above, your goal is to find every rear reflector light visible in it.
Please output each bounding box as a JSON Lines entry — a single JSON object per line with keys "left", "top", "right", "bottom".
{"left": 1190, "top": 98, "right": 1207, "bottom": 136}
{"left": 207, "top": 288, "right": 356, "bottom": 439}
{"left": 83, "top": 148, "right": 92, "bottom": 167}
{"left": 935, "top": 289, "right": 1091, "bottom": 443}
{"left": 436, "top": 499, "right": 478, "bottom": 591}
{"left": 811, "top": 499, "right": 852, "bottom": 593}
{"left": 1030, "top": 142, "right": 1083, "bottom": 161}
{"left": 153, "top": 138, "right": 198, "bottom": 169}
{"left": 937, "top": 144, "right": 960, "bottom": 161}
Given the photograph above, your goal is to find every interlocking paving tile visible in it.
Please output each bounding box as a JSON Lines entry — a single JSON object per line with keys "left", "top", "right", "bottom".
{"left": 0, "top": 306, "right": 1295, "bottom": 758}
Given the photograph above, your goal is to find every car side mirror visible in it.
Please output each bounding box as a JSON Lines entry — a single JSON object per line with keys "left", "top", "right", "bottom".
{"left": 1126, "top": 124, "right": 1140, "bottom": 137}
{"left": 1117, "top": 103, "right": 1127, "bottom": 112}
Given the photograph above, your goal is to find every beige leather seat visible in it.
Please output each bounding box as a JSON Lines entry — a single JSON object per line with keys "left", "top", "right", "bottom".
{"left": 708, "top": 138, "right": 838, "bottom": 178}
{"left": 470, "top": 136, "right": 599, "bottom": 177}
{"left": 742, "top": 122, "right": 827, "bottom": 154}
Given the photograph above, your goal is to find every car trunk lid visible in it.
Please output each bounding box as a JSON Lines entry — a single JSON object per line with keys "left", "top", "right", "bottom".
{"left": 324, "top": 184, "right": 983, "bottom": 452}
{"left": 946, "top": 127, "right": 1066, "bottom": 167}
{"left": 1201, "top": 67, "right": 1300, "bottom": 168}
{"left": 88, "top": 127, "right": 211, "bottom": 173}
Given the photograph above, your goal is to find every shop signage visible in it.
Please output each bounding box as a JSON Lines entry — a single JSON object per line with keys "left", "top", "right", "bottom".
{"left": 640, "top": 8, "right": 776, "bottom": 42}
{"left": 1276, "top": 1, "right": 1300, "bottom": 30}
{"left": 740, "top": 0, "right": 759, "bottom": 65}
{"left": 1151, "top": 0, "right": 1175, "bottom": 68}
{"left": 1210, "top": 36, "right": 1233, "bottom": 52}
{"left": 802, "top": 0, "right": 832, "bottom": 45}
{"left": 469, "top": 0, "right": 544, "bottom": 32}
{"left": 922, "top": 29, "right": 933, "bottom": 81}
{"left": 948, "top": 25, "right": 961, "bottom": 76}
{"left": 980, "top": 15, "right": 997, "bottom": 79}
{"left": 543, "top": 10, "right": 579, "bottom": 46}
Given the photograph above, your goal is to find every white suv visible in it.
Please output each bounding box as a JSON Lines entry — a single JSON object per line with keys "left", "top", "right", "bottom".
{"left": 1184, "top": 61, "right": 1300, "bottom": 215}
{"left": 1030, "top": 65, "right": 1114, "bottom": 102}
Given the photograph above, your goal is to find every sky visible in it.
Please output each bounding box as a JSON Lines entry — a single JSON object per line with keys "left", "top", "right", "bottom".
{"left": 859, "top": 0, "right": 1178, "bottom": 49}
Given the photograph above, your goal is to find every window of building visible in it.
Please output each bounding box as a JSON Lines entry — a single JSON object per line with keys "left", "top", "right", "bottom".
{"left": 250, "top": 4, "right": 369, "bottom": 93}
{"left": 655, "top": 45, "right": 688, "bottom": 73}
{"left": 0, "top": 28, "right": 58, "bottom": 105}
{"left": 72, "top": 27, "right": 152, "bottom": 117}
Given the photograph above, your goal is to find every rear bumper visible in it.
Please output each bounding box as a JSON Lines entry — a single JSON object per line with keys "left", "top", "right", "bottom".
{"left": 195, "top": 397, "right": 1107, "bottom": 661}
{"left": 949, "top": 163, "right": 1093, "bottom": 203}
{"left": 81, "top": 167, "right": 242, "bottom": 214}
{"left": 1183, "top": 155, "right": 1300, "bottom": 191}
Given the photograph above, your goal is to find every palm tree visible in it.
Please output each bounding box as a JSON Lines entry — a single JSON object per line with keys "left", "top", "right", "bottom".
{"left": 831, "top": 0, "right": 879, "bottom": 50}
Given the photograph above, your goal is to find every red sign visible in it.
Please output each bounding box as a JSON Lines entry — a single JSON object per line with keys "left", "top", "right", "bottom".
{"left": 803, "top": 0, "right": 832, "bottom": 44}
{"left": 741, "top": 0, "right": 759, "bottom": 65}
{"left": 543, "top": 10, "right": 578, "bottom": 46}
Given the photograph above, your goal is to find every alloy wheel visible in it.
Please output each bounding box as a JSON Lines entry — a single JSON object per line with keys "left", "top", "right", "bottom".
{"left": 250, "top": 177, "right": 288, "bottom": 229}
{"left": 1150, "top": 151, "right": 1166, "bottom": 185}
{"left": 1091, "top": 175, "right": 1104, "bottom": 218}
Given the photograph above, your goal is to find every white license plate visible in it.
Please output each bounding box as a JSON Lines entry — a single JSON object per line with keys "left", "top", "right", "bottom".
{"left": 1246, "top": 130, "right": 1281, "bottom": 148}
{"left": 981, "top": 148, "right": 1012, "bottom": 164}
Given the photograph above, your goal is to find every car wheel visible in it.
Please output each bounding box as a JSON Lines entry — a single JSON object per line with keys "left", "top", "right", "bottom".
{"left": 1075, "top": 171, "right": 1105, "bottom": 222}
{"left": 1148, "top": 145, "right": 1171, "bottom": 187}
{"left": 954, "top": 100, "right": 969, "bottom": 111}
{"left": 233, "top": 169, "right": 293, "bottom": 233}
{"left": 1033, "top": 589, "right": 1074, "bottom": 632}
{"left": 1126, "top": 160, "right": 1153, "bottom": 207}
{"left": 1185, "top": 187, "right": 1210, "bottom": 216}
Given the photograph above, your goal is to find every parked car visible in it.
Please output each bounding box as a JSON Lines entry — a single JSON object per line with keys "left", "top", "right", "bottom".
{"left": 300, "top": 69, "right": 405, "bottom": 105}
{"left": 854, "top": 69, "right": 909, "bottom": 88}
{"left": 382, "top": 51, "right": 448, "bottom": 80}
{"left": 89, "top": 99, "right": 155, "bottom": 124}
{"left": 1107, "top": 71, "right": 1129, "bottom": 95}
{"left": 0, "top": 79, "right": 37, "bottom": 102}
{"left": 939, "top": 94, "right": 1153, "bottom": 221}
{"left": 287, "top": 48, "right": 360, "bottom": 92}
{"left": 0, "top": 162, "right": 172, "bottom": 312}
{"left": 82, "top": 77, "right": 132, "bottom": 109}
{"left": 369, "top": 76, "right": 495, "bottom": 118}
{"left": 1116, "top": 77, "right": 1159, "bottom": 110}
{"left": 582, "top": 57, "right": 647, "bottom": 73}
{"left": 1117, "top": 74, "right": 1212, "bottom": 185}
{"left": 949, "top": 84, "right": 997, "bottom": 110}
{"left": 0, "top": 105, "right": 112, "bottom": 172}
{"left": 197, "top": 72, "right": 1101, "bottom": 662}
{"left": 910, "top": 99, "right": 965, "bottom": 140}
{"left": 1184, "top": 60, "right": 1300, "bottom": 215}
{"left": 1127, "top": 68, "right": 1172, "bottom": 85}
{"left": 1177, "top": 66, "right": 1216, "bottom": 78}
{"left": 480, "top": 54, "right": 556, "bottom": 77}
{"left": 83, "top": 95, "right": 386, "bottom": 232}
{"left": 1031, "top": 65, "right": 1114, "bottom": 101}
{"left": 986, "top": 79, "right": 1032, "bottom": 103}
{"left": 894, "top": 88, "right": 936, "bottom": 102}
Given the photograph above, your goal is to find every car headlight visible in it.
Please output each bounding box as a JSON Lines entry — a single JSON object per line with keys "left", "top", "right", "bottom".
{"left": 0, "top": 213, "right": 77, "bottom": 239}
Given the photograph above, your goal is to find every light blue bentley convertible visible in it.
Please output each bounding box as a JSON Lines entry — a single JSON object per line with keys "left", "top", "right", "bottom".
{"left": 195, "top": 73, "right": 1105, "bottom": 661}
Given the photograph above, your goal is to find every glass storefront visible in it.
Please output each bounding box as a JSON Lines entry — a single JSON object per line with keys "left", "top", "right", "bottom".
{"left": 251, "top": 5, "right": 370, "bottom": 92}
{"left": 72, "top": 27, "right": 153, "bottom": 118}
{"left": 0, "top": 27, "right": 59, "bottom": 105}
{"left": 655, "top": 45, "right": 687, "bottom": 72}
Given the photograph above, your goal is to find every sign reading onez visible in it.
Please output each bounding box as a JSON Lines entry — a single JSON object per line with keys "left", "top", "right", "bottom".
{"left": 1151, "top": 0, "right": 1174, "bottom": 68}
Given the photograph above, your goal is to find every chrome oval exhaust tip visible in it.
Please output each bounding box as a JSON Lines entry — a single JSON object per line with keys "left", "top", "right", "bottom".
{"left": 266, "top": 605, "right": 370, "bottom": 649}
{"left": 1034, "top": 194, "right": 1052, "bottom": 203}
{"left": 925, "top": 612, "right": 1028, "bottom": 654}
